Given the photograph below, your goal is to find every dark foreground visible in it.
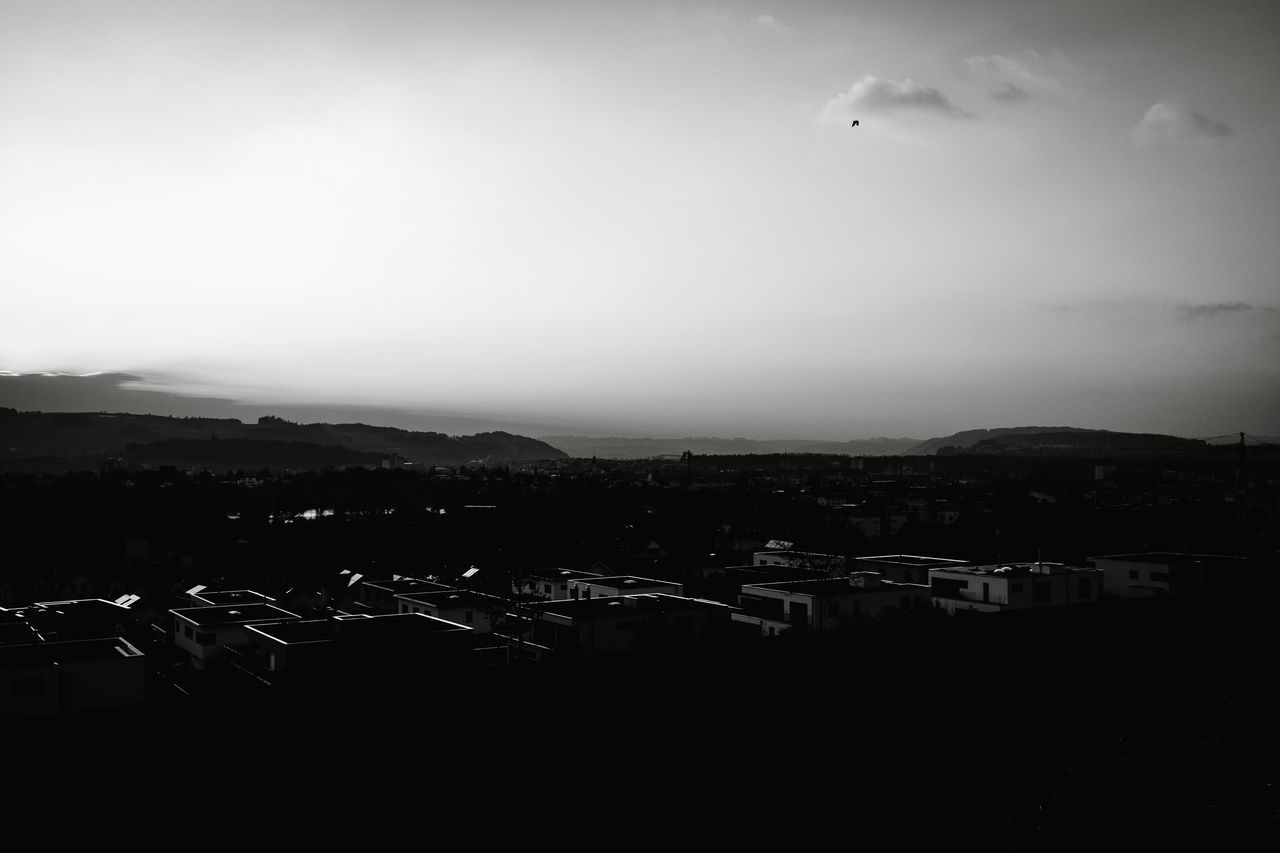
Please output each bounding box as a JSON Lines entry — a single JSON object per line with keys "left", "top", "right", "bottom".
{"left": 7, "top": 596, "right": 1277, "bottom": 845}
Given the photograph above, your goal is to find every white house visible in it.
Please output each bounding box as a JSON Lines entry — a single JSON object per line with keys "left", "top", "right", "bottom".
{"left": 395, "top": 589, "right": 505, "bottom": 633}
{"left": 734, "top": 573, "right": 930, "bottom": 637}
{"left": 1091, "top": 552, "right": 1248, "bottom": 598}
{"left": 567, "top": 575, "right": 683, "bottom": 600}
{"left": 853, "top": 555, "right": 971, "bottom": 586}
{"left": 929, "top": 562, "right": 1102, "bottom": 615}
{"left": 526, "top": 593, "right": 734, "bottom": 656}
{"left": 752, "top": 550, "right": 847, "bottom": 575}
{"left": 513, "top": 568, "right": 605, "bottom": 600}
{"left": 170, "top": 602, "right": 301, "bottom": 666}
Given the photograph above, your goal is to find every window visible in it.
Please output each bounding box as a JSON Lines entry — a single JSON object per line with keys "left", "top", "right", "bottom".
{"left": 195, "top": 632, "right": 216, "bottom": 646}
{"left": 1034, "top": 582, "right": 1051, "bottom": 604}
{"left": 1011, "top": 583, "right": 1024, "bottom": 594}
{"left": 826, "top": 602, "right": 839, "bottom": 618}
{"left": 1078, "top": 579, "right": 1093, "bottom": 599}
{"left": 465, "top": 610, "right": 474, "bottom": 624}
{"left": 931, "top": 577, "right": 967, "bottom": 599}
{"left": 543, "top": 584, "right": 552, "bottom": 594}
{"left": 183, "top": 624, "right": 193, "bottom": 639}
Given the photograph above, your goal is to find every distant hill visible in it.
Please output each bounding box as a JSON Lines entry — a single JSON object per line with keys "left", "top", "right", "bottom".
{"left": 907, "top": 426, "right": 1095, "bottom": 455}
{"left": 911, "top": 426, "right": 1207, "bottom": 456}
{"left": 124, "top": 438, "right": 386, "bottom": 470}
{"left": 540, "top": 435, "right": 922, "bottom": 460}
{"left": 0, "top": 408, "right": 567, "bottom": 470}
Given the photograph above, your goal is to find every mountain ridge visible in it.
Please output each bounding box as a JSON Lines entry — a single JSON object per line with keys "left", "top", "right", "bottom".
{"left": 539, "top": 435, "right": 923, "bottom": 459}
{"left": 0, "top": 408, "right": 567, "bottom": 470}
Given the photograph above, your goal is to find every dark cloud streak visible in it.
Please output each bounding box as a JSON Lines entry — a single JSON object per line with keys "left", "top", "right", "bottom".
{"left": 990, "top": 83, "right": 1029, "bottom": 103}
{"left": 1177, "top": 302, "right": 1253, "bottom": 321}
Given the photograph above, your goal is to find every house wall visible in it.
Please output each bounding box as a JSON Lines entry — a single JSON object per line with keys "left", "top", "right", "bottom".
{"left": 555, "top": 605, "right": 727, "bottom": 655}
{"left": 743, "top": 584, "right": 929, "bottom": 630}
{"left": 1, "top": 667, "right": 58, "bottom": 719}
{"left": 61, "top": 649, "right": 146, "bottom": 712}
{"left": 1097, "top": 559, "right": 1194, "bottom": 597}
{"left": 569, "top": 580, "right": 683, "bottom": 600}
{"left": 174, "top": 619, "right": 252, "bottom": 663}
{"left": 430, "top": 605, "right": 491, "bottom": 634}
{"left": 517, "top": 578, "right": 576, "bottom": 600}
{"left": 932, "top": 570, "right": 1101, "bottom": 612}
{"left": 1, "top": 643, "right": 145, "bottom": 718}
{"left": 398, "top": 601, "right": 490, "bottom": 632}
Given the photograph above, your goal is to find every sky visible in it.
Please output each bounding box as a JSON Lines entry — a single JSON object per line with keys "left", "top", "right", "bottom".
{"left": 1, "top": 0, "right": 1278, "bottom": 439}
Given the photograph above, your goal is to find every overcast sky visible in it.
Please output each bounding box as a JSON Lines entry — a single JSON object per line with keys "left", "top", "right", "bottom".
{"left": 2, "top": 0, "right": 1277, "bottom": 438}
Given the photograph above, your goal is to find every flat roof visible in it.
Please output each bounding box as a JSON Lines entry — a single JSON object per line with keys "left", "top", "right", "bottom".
{"left": 171, "top": 603, "right": 300, "bottom": 627}
{"left": 753, "top": 550, "right": 845, "bottom": 560}
{"left": 192, "top": 589, "right": 275, "bottom": 605}
{"left": 532, "top": 593, "right": 730, "bottom": 620}
{"left": 1090, "top": 553, "right": 1248, "bottom": 566}
{"left": 930, "top": 563, "right": 1095, "bottom": 577}
{"left": 0, "top": 637, "right": 143, "bottom": 669}
{"left": 578, "top": 576, "right": 680, "bottom": 588}
{"left": 742, "top": 578, "right": 887, "bottom": 596}
{"left": 522, "top": 568, "right": 604, "bottom": 581}
{"left": 247, "top": 613, "right": 470, "bottom": 645}
{"left": 0, "top": 622, "right": 38, "bottom": 643}
{"left": 394, "top": 590, "right": 499, "bottom": 608}
{"left": 855, "top": 554, "right": 970, "bottom": 568}
{"left": 32, "top": 599, "right": 133, "bottom": 618}
{"left": 362, "top": 578, "right": 456, "bottom": 594}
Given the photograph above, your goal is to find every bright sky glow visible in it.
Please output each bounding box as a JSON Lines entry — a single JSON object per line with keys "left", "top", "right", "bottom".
{"left": 2, "top": 0, "right": 1277, "bottom": 437}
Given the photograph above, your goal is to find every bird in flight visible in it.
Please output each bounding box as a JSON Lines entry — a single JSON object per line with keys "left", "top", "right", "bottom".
{"left": 851, "top": 120, "right": 860, "bottom": 127}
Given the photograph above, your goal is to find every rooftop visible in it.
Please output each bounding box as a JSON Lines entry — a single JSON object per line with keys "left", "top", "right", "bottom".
{"left": 1090, "top": 553, "right": 1249, "bottom": 567}
{"left": 395, "top": 590, "right": 502, "bottom": 608}
{"left": 532, "top": 593, "right": 731, "bottom": 620}
{"left": 171, "top": 603, "right": 300, "bottom": 627}
{"left": 362, "top": 578, "right": 457, "bottom": 595}
{"left": 0, "top": 636, "right": 143, "bottom": 669}
{"left": 855, "top": 554, "right": 971, "bottom": 568}
{"left": 578, "top": 575, "right": 680, "bottom": 588}
{"left": 930, "top": 562, "right": 1096, "bottom": 578}
{"left": 31, "top": 599, "right": 134, "bottom": 620}
{"left": 247, "top": 613, "right": 471, "bottom": 645}
{"left": 521, "top": 568, "right": 605, "bottom": 582}
{"left": 742, "top": 575, "right": 911, "bottom": 596}
{"left": 753, "top": 550, "right": 845, "bottom": 560}
{"left": 192, "top": 589, "right": 276, "bottom": 606}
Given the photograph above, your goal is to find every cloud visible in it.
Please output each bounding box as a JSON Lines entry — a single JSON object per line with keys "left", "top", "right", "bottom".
{"left": 964, "top": 49, "right": 1074, "bottom": 97}
{"left": 1177, "top": 302, "right": 1253, "bottom": 321}
{"left": 818, "top": 75, "right": 973, "bottom": 125}
{"left": 1045, "top": 299, "right": 1266, "bottom": 323}
{"left": 752, "top": 14, "right": 791, "bottom": 35}
{"left": 989, "top": 83, "right": 1029, "bottom": 103}
{"left": 1132, "top": 102, "right": 1233, "bottom": 150}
